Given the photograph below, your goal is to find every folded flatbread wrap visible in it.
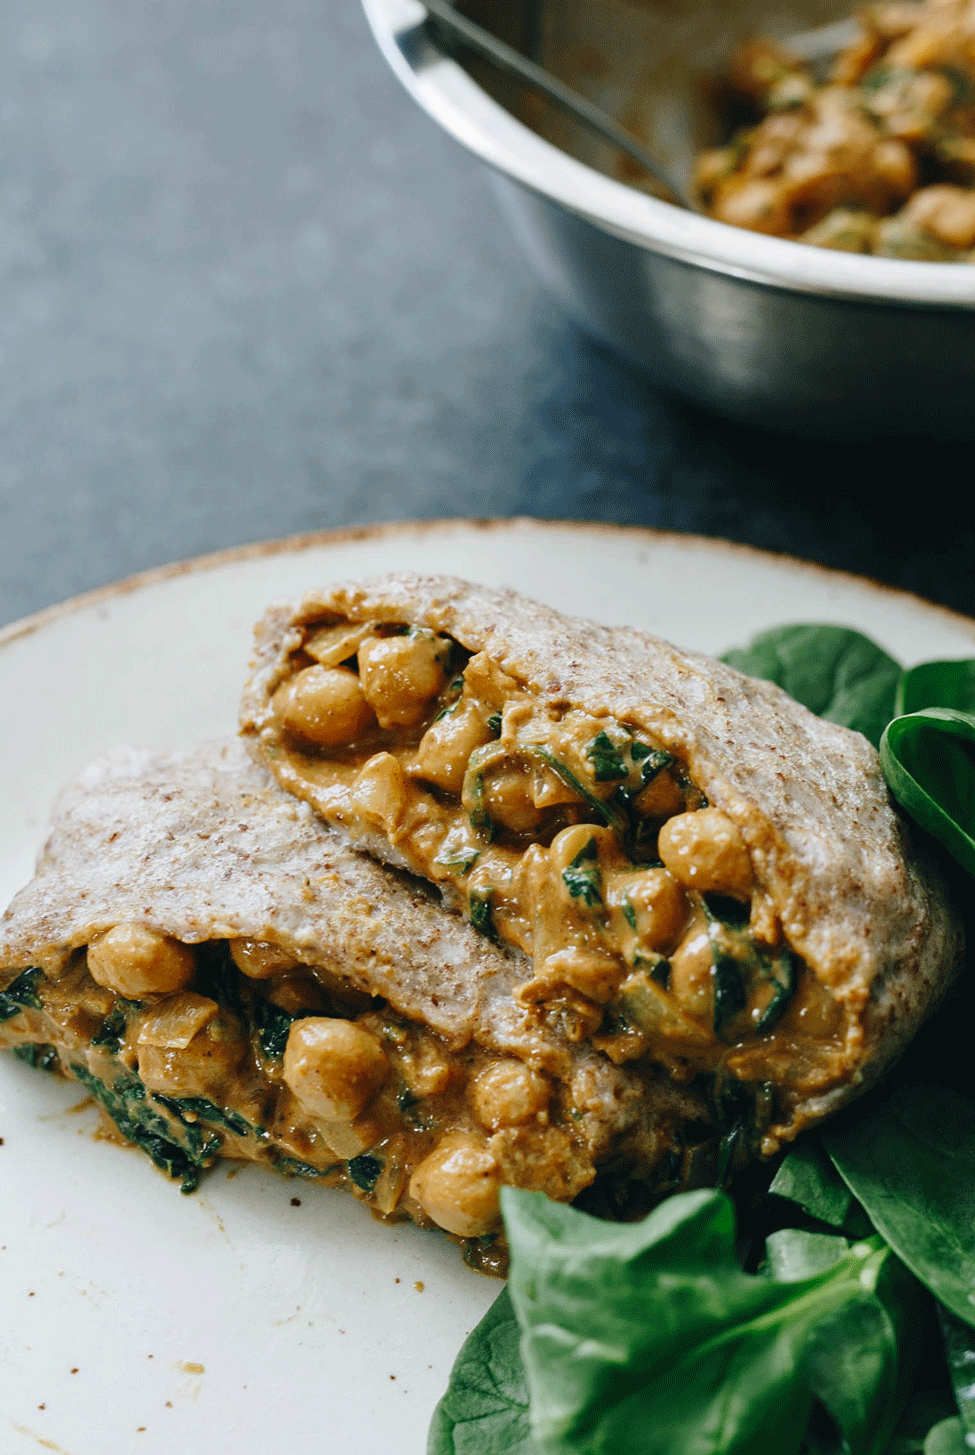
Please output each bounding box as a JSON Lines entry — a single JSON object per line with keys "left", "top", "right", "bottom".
{"left": 240, "top": 574, "right": 963, "bottom": 1156}
{"left": 0, "top": 740, "right": 711, "bottom": 1255}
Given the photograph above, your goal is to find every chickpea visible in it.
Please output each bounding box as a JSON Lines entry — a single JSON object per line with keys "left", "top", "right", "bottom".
{"left": 409, "top": 1131, "right": 501, "bottom": 1237}
{"left": 667, "top": 920, "right": 715, "bottom": 1022}
{"left": 417, "top": 700, "right": 494, "bottom": 794}
{"left": 606, "top": 868, "right": 689, "bottom": 953}
{"left": 283, "top": 1017, "right": 388, "bottom": 1122}
{"left": 138, "top": 1010, "right": 245, "bottom": 1095}
{"left": 472, "top": 1061, "right": 550, "bottom": 1131}
{"left": 229, "top": 938, "right": 298, "bottom": 979}
{"left": 273, "top": 665, "right": 375, "bottom": 749}
{"left": 357, "top": 632, "right": 450, "bottom": 729}
{"left": 350, "top": 752, "right": 408, "bottom": 833}
{"left": 657, "top": 808, "right": 753, "bottom": 899}
{"left": 535, "top": 947, "right": 623, "bottom": 1004}
{"left": 482, "top": 766, "right": 544, "bottom": 835}
{"left": 87, "top": 925, "right": 196, "bottom": 997}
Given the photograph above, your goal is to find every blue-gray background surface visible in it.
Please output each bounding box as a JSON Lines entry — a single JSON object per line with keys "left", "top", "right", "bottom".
{"left": 0, "top": 0, "right": 971, "bottom": 627}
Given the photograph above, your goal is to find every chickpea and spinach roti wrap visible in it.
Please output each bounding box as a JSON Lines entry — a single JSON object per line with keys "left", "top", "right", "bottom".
{"left": 0, "top": 739, "right": 718, "bottom": 1258}
{"left": 239, "top": 574, "right": 963, "bottom": 1166}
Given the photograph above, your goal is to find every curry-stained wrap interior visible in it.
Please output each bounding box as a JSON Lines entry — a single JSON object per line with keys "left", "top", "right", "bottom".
{"left": 240, "top": 575, "right": 963, "bottom": 1161}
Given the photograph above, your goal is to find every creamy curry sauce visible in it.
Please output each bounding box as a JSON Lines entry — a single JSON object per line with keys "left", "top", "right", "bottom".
{"left": 267, "top": 618, "right": 850, "bottom": 1125}
{"left": 0, "top": 928, "right": 709, "bottom": 1269}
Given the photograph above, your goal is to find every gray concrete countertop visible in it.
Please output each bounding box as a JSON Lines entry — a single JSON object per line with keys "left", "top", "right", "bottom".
{"left": 0, "top": 0, "right": 971, "bottom": 628}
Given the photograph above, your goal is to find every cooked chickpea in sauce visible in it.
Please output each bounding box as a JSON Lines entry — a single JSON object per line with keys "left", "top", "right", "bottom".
{"left": 695, "top": 0, "right": 975, "bottom": 260}
{"left": 263, "top": 613, "right": 843, "bottom": 1115}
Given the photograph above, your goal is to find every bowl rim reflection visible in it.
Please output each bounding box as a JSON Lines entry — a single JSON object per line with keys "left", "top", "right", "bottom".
{"left": 362, "top": 0, "right": 975, "bottom": 309}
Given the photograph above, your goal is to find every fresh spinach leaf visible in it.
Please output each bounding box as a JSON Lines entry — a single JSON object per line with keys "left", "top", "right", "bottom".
{"left": 824, "top": 1083, "right": 975, "bottom": 1330}
{"left": 764, "top": 1227, "right": 852, "bottom": 1280}
{"left": 938, "top": 1307, "right": 975, "bottom": 1446}
{"left": 883, "top": 1393, "right": 961, "bottom": 1455}
{"left": 0, "top": 967, "right": 44, "bottom": 1020}
{"left": 721, "top": 625, "right": 901, "bottom": 747}
{"left": 427, "top": 1287, "right": 536, "bottom": 1455}
{"left": 503, "top": 1186, "right": 914, "bottom": 1455}
{"left": 896, "top": 661, "right": 975, "bottom": 718}
{"left": 880, "top": 709, "right": 975, "bottom": 878}
{"left": 924, "top": 1419, "right": 968, "bottom": 1454}
{"left": 770, "top": 1141, "right": 854, "bottom": 1230}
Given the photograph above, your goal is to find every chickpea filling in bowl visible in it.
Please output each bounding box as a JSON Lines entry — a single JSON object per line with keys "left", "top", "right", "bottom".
{"left": 259, "top": 617, "right": 847, "bottom": 1122}
{"left": 695, "top": 0, "right": 975, "bottom": 259}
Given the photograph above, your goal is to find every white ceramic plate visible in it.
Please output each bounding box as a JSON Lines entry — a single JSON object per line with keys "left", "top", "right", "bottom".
{"left": 2, "top": 518, "right": 975, "bottom": 1455}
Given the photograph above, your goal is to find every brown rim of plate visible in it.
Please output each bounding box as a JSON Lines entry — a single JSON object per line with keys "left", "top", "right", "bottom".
{"left": 2, "top": 516, "right": 975, "bottom": 649}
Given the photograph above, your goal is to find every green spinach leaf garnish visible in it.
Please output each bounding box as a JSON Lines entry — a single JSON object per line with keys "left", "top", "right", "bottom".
{"left": 427, "top": 1287, "right": 535, "bottom": 1454}
{"left": 896, "top": 660, "right": 975, "bottom": 719}
{"left": 496, "top": 1187, "right": 917, "bottom": 1455}
{"left": 881, "top": 709, "right": 975, "bottom": 878}
{"left": 938, "top": 1306, "right": 975, "bottom": 1447}
{"left": 770, "top": 1141, "right": 855, "bottom": 1231}
{"left": 824, "top": 1083, "right": 975, "bottom": 1332}
{"left": 721, "top": 624, "right": 901, "bottom": 748}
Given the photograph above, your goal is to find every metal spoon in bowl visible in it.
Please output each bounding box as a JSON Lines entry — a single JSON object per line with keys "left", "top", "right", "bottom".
{"left": 420, "top": 1, "right": 864, "bottom": 214}
{"left": 419, "top": 0, "right": 697, "bottom": 210}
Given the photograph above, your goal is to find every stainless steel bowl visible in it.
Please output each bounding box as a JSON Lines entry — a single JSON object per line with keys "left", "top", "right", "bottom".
{"left": 361, "top": 0, "right": 975, "bottom": 436}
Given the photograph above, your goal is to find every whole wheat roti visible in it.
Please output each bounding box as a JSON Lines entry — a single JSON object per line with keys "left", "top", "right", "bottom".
{"left": 240, "top": 573, "right": 964, "bottom": 1141}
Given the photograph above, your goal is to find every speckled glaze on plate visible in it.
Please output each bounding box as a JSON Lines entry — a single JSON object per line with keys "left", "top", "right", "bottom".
{"left": 2, "top": 518, "right": 974, "bottom": 1455}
